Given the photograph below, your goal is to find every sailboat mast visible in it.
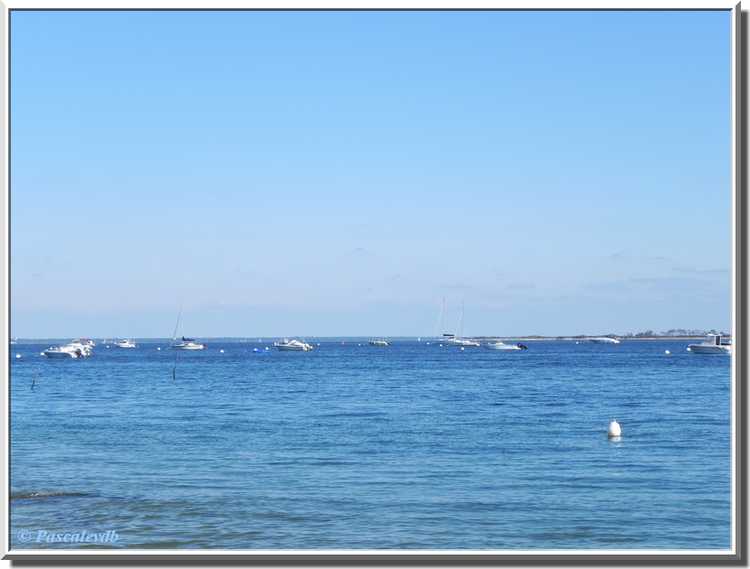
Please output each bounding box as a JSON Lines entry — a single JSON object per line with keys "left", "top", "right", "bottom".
{"left": 171, "top": 303, "right": 183, "bottom": 341}
{"left": 438, "top": 297, "right": 447, "bottom": 337}
{"left": 170, "top": 303, "right": 183, "bottom": 380}
{"left": 459, "top": 301, "right": 465, "bottom": 339}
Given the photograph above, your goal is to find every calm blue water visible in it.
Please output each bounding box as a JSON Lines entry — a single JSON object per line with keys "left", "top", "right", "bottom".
{"left": 10, "top": 339, "right": 731, "bottom": 550}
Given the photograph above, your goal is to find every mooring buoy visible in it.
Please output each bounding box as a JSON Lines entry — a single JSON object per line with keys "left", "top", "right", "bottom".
{"left": 608, "top": 419, "right": 622, "bottom": 438}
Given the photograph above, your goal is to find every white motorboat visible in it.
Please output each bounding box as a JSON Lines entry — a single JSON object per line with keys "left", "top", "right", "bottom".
{"left": 688, "top": 334, "right": 731, "bottom": 354}
{"left": 444, "top": 336, "right": 481, "bottom": 347}
{"left": 274, "top": 338, "right": 314, "bottom": 351}
{"left": 171, "top": 337, "right": 205, "bottom": 350}
{"left": 42, "top": 345, "right": 78, "bottom": 359}
{"left": 484, "top": 340, "right": 528, "bottom": 351}
{"left": 68, "top": 340, "right": 94, "bottom": 357}
{"left": 588, "top": 337, "right": 621, "bottom": 344}
{"left": 43, "top": 341, "right": 93, "bottom": 359}
{"left": 369, "top": 339, "right": 390, "bottom": 347}
{"left": 114, "top": 339, "right": 136, "bottom": 349}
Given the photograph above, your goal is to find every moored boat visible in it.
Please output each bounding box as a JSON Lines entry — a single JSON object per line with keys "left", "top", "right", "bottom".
{"left": 171, "top": 337, "right": 205, "bottom": 350}
{"left": 484, "top": 341, "right": 527, "bottom": 351}
{"left": 43, "top": 340, "right": 93, "bottom": 359}
{"left": 588, "top": 337, "right": 621, "bottom": 344}
{"left": 274, "top": 339, "right": 314, "bottom": 351}
{"left": 438, "top": 301, "right": 481, "bottom": 347}
{"left": 688, "top": 334, "right": 731, "bottom": 354}
{"left": 445, "top": 336, "right": 481, "bottom": 347}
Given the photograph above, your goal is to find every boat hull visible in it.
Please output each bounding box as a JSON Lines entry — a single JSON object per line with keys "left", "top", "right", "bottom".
{"left": 688, "top": 345, "right": 730, "bottom": 354}
{"left": 485, "top": 343, "right": 522, "bottom": 351}
{"left": 43, "top": 350, "right": 77, "bottom": 359}
{"left": 446, "top": 340, "right": 481, "bottom": 347}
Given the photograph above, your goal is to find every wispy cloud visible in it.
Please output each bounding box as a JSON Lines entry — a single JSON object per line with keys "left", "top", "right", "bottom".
{"left": 607, "top": 250, "right": 627, "bottom": 260}
{"left": 583, "top": 275, "right": 727, "bottom": 296}
{"left": 441, "top": 282, "right": 473, "bottom": 291}
{"left": 339, "top": 247, "right": 379, "bottom": 265}
{"left": 672, "top": 266, "right": 729, "bottom": 275}
{"left": 607, "top": 250, "right": 670, "bottom": 263}
{"left": 347, "top": 247, "right": 374, "bottom": 257}
{"left": 506, "top": 282, "right": 536, "bottom": 290}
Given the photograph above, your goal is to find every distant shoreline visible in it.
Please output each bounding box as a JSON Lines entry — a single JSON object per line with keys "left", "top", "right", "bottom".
{"left": 10, "top": 335, "right": 721, "bottom": 342}
{"left": 483, "top": 336, "right": 710, "bottom": 341}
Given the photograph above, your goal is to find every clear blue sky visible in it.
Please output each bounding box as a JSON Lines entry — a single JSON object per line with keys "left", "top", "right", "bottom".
{"left": 11, "top": 10, "right": 732, "bottom": 338}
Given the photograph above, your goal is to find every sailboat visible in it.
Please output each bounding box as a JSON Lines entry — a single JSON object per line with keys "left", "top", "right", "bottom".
{"left": 170, "top": 306, "right": 205, "bottom": 350}
{"left": 441, "top": 299, "right": 480, "bottom": 347}
{"left": 172, "top": 337, "right": 206, "bottom": 350}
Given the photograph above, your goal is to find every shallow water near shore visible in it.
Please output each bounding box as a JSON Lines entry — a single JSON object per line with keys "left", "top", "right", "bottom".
{"left": 10, "top": 339, "right": 731, "bottom": 550}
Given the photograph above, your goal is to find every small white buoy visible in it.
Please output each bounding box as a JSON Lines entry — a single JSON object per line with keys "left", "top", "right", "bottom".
{"left": 264, "top": 347, "right": 269, "bottom": 351}
{"left": 39, "top": 352, "right": 44, "bottom": 356}
{"left": 460, "top": 347, "right": 465, "bottom": 351}
{"left": 439, "top": 343, "right": 443, "bottom": 347}
{"left": 665, "top": 350, "right": 671, "bottom": 355}
{"left": 15, "top": 353, "right": 21, "bottom": 359}
{"left": 220, "top": 349, "right": 225, "bottom": 354}
{"left": 253, "top": 348, "right": 259, "bottom": 352}
{"left": 687, "top": 347, "right": 692, "bottom": 352}
{"left": 608, "top": 419, "right": 622, "bottom": 438}
{"left": 157, "top": 347, "right": 161, "bottom": 351}
{"left": 426, "top": 342, "right": 431, "bottom": 345}
{"left": 317, "top": 343, "right": 321, "bottom": 346}
{"left": 358, "top": 343, "right": 362, "bottom": 346}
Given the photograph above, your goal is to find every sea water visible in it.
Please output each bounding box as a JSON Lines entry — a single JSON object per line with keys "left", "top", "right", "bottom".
{"left": 9, "top": 340, "right": 731, "bottom": 549}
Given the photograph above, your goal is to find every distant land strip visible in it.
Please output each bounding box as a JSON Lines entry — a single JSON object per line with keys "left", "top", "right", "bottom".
{"left": 11, "top": 334, "right": 728, "bottom": 342}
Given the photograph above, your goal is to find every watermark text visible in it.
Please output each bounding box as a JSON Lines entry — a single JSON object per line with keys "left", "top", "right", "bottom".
{"left": 16, "top": 528, "right": 120, "bottom": 544}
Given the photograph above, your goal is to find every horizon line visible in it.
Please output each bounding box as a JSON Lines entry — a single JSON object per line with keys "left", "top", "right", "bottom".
{"left": 8, "top": 332, "right": 730, "bottom": 341}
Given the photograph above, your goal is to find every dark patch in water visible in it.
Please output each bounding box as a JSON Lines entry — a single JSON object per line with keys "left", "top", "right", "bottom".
{"left": 253, "top": 510, "right": 311, "bottom": 522}
{"left": 11, "top": 490, "right": 91, "bottom": 501}
{"left": 530, "top": 528, "right": 596, "bottom": 541}
{"left": 319, "top": 411, "right": 387, "bottom": 419}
